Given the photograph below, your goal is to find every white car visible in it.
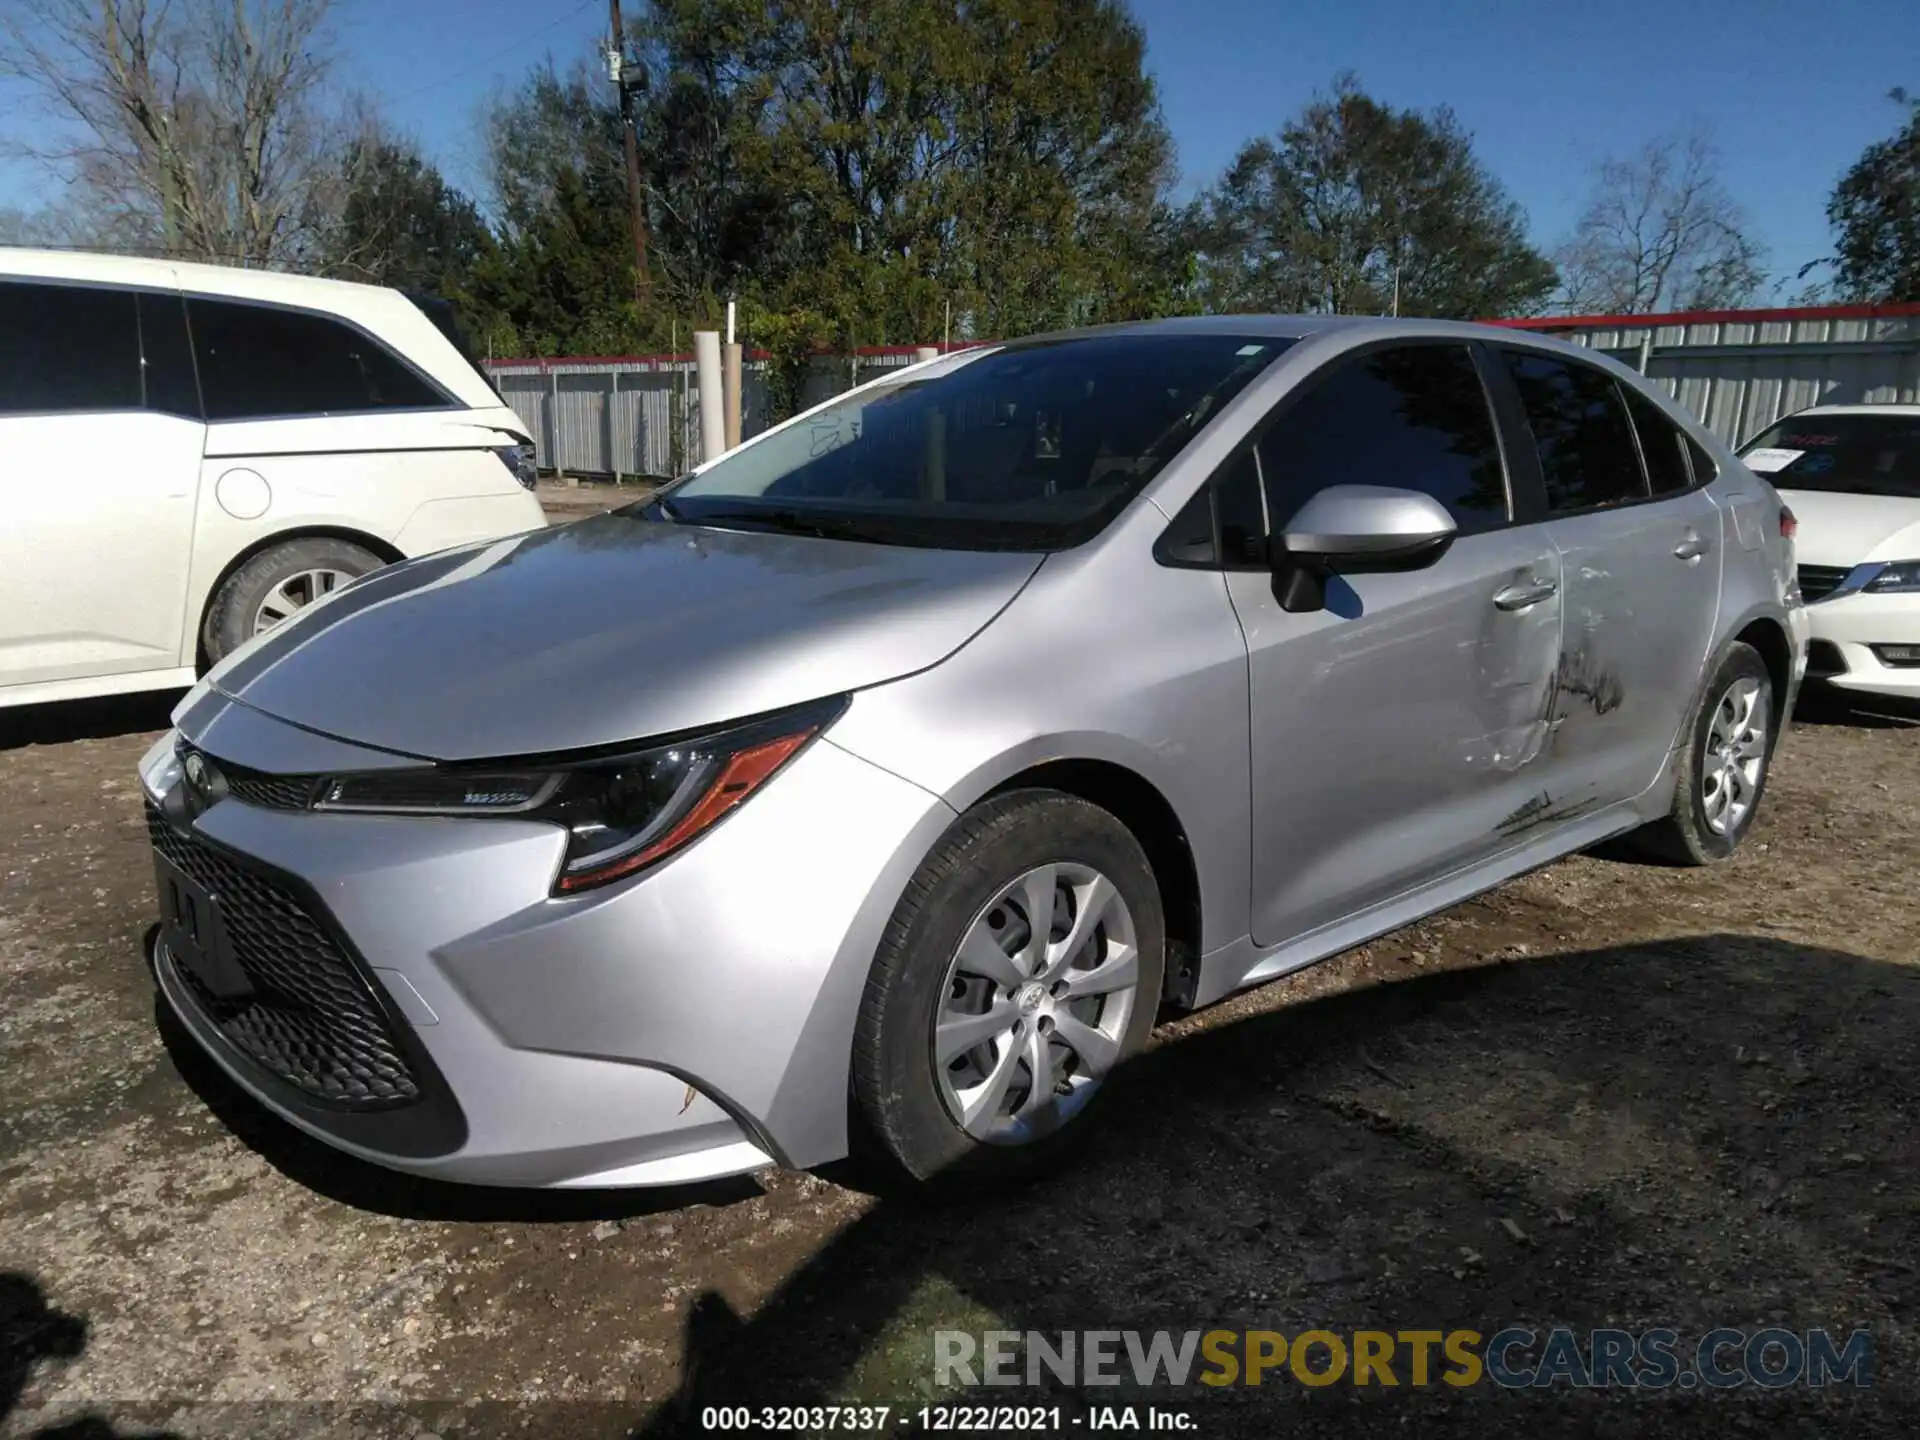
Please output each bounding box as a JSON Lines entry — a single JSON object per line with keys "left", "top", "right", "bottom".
{"left": 0, "top": 249, "right": 546, "bottom": 710}
{"left": 1739, "top": 404, "right": 1920, "bottom": 701}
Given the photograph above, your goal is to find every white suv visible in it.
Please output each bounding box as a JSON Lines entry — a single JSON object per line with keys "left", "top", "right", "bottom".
{"left": 1738, "top": 404, "right": 1920, "bottom": 701}
{"left": 0, "top": 249, "right": 546, "bottom": 709}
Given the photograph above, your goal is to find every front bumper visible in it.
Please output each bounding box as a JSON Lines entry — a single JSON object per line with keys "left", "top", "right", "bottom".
{"left": 138, "top": 698, "right": 954, "bottom": 1187}
{"left": 1802, "top": 589, "right": 1920, "bottom": 698}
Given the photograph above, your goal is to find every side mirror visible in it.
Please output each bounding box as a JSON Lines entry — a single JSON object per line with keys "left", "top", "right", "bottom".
{"left": 1272, "top": 485, "right": 1457, "bottom": 613}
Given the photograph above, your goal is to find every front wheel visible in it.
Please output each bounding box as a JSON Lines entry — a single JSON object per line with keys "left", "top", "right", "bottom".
{"left": 1631, "top": 641, "right": 1775, "bottom": 864}
{"left": 851, "top": 791, "right": 1165, "bottom": 1188}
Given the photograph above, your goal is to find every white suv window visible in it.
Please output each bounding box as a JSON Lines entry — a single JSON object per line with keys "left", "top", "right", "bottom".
{"left": 186, "top": 297, "right": 448, "bottom": 420}
{"left": 0, "top": 281, "right": 142, "bottom": 415}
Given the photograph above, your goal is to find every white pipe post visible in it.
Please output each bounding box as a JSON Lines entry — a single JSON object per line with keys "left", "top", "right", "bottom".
{"left": 914, "top": 346, "right": 938, "bottom": 364}
{"left": 694, "top": 329, "right": 725, "bottom": 464}
{"left": 723, "top": 341, "right": 743, "bottom": 452}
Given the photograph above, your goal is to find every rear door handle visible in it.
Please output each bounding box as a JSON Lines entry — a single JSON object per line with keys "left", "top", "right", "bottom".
{"left": 1492, "top": 578, "right": 1558, "bottom": 611}
{"left": 1674, "top": 533, "right": 1710, "bottom": 561}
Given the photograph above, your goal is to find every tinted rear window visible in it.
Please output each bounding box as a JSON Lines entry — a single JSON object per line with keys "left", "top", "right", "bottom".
{"left": 0, "top": 281, "right": 142, "bottom": 414}
{"left": 137, "top": 291, "right": 202, "bottom": 418}
{"left": 410, "top": 294, "right": 501, "bottom": 401}
{"left": 1740, "top": 414, "right": 1920, "bottom": 498}
{"left": 1622, "top": 387, "right": 1694, "bottom": 496}
{"left": 187, "top": 297, "right": 448, "bottom": 420}
{"left": 1500, "top": 350, "right": 1648, "bottom": 512}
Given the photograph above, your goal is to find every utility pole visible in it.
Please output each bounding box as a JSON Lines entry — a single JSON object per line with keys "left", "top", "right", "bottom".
{"left": 607, "top": 0, "right": 652, "bottom": 306}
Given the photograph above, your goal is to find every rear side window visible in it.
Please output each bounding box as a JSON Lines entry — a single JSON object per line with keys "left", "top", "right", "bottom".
{"left": 187, "top": 297, "right": 448, "bottom": 421}
{"left": 1622, "top": 387, "right": 1694, "bottom": 496}
{"left": 1500, "top": 350, "right": 1649, "bottom": 512}
{"left": 1686, "top": 436, "right": 1718, "bottom": 486}
{"left": 0, "top": 281, "right": 142, "bottom": 414}
{"left": 136, "top": 290, "right": 202, "bottom": 419}
{"left": 1257, "top": 344, "right": 1510, "bottom": 535}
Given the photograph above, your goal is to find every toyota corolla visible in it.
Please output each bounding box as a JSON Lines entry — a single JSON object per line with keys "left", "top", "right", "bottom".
{"left": 139, "top": 317, "right": 1807, "bottom": 1190}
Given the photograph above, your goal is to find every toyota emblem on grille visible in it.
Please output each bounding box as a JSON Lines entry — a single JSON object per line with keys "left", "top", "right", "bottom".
{"left": 180, "top": 749, "right": 224, "bottom": 816}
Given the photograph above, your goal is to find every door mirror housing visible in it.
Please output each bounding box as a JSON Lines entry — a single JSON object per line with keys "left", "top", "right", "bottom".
{"left": 1271, "top": 485, "right": 1458, "bottom": 612}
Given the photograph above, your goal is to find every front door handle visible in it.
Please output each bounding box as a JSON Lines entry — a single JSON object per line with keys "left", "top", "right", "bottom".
{"left": 1492, "top": 578, "right": 1558, "bottom": 611}
{"left": 1674, "top": 532, "right": 1710, "bottom": 561}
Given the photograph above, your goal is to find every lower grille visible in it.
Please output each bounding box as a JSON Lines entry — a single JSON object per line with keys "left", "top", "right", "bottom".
{"left": 1798, "top": 564, "right": 1851, "bottom": 603}
{"left": 146, "top": 803, "right": 421, "bottom": 1109}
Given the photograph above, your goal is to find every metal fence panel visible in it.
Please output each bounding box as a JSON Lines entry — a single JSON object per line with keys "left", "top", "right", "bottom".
{"left": 493, "top": 312, "right": 1920, "bottom": 470}
{"left": 484, "top": 348, "right": 943, "bottom": 479}
{"left": 1523, "top": 307, "right": 1920, "bottom": 446}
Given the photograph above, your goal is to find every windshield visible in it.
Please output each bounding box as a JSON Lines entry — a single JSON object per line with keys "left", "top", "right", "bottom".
{"left": 1740, "top": 413, "right": 1920, "bottom": 498}
{"left": 662, "top": 333, "right": 1290, "bottom": 550}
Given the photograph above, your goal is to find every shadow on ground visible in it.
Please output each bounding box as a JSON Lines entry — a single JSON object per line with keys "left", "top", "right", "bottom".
{"left": 1795, "top": 685, "right": 1920, "bottom": 730}
{"left": 27, "top": 934, "right": 1915, "bottom": 1437}
{"left": 0, "top": 693, "right": 183, "bottom": 753}
{"left": 0, "top": 1274, "right": 179, "bottom": 1439}
{"left": 621, "top": 933, "right": 1917, "bottom": 1437}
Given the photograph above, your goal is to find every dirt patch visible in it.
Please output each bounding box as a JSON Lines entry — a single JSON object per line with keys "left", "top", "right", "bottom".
{"left": 535, "top": 480, "right": 652, "bottom": 522}
{"left": 1, "top": 703, "right": 1915, "bottom": 1438}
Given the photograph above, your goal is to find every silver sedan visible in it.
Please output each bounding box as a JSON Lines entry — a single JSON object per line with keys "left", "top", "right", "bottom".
{"left": 139, "top": 316, "right": 1808, "bottom": 1189}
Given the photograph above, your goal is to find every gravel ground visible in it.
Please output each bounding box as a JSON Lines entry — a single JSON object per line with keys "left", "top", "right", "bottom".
{"left": 2, "top": 582, "right": 1916, "bottom": 1437}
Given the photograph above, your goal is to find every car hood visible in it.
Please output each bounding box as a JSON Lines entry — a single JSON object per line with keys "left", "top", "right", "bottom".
{"left": 1777, "top": 488, "right": 1920, "bottom": 567}
{"left": 206, "top": 513, "right": 1043, "bottom": 761}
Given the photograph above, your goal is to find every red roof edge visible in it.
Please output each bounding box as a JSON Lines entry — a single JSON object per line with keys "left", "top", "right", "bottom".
{"left": 485, "top": 341, "right": 987, "bottom": 370}
{"left": 1484, "top": 300, "right": 1920, "bottom": 331}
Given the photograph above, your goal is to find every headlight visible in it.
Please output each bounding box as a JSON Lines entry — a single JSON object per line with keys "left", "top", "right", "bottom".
{"left": 315, "top": 697, "right": 844, "bottom": 893}
{"left": 1863, "top": 560, "right": 1920, "bottom": 594}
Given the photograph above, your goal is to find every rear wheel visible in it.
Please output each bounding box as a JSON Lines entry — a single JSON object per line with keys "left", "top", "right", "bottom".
{"left": 852, "top": 790, "right": 1164, "bottom": 1187}
{"left": 203, "top": 538, "right": 383, "bottom": 665}
{"left": 1632, "top": 641, "right": 1775, "bottom": 865}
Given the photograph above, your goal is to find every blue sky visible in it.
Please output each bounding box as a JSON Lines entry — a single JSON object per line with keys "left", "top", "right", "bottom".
{"left": 7, "top": 0, "right": 1916, "bottom": 300}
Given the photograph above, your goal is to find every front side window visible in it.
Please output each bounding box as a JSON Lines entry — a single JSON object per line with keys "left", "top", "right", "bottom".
{"left": 1257, "top": 344, "right": 1510, "bottom": 536}
{"left": 0, "top": 281, "right": 142, "bottom": 415}
{"left": 1739, "top": 413, "right": 1920, "bottom": 498}
{"left": 1500, "top": 349, "right": 1648, "bottom": 512}
{"left": 662, "top": 334, "right": 1288, "bottom": 550}
{"left": 187, "top": 297, "right": 448, "bottom": 421}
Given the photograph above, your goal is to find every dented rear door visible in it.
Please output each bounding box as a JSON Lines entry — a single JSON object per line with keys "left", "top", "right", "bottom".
{"left": 1541, "top": 485, "right": 1723, "bottom": 811}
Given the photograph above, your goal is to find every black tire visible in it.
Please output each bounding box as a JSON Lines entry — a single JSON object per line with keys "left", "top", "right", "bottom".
{"left": 1631, "top": 641, "right": 1776, "bottom": 865}
{"left": 851, "top": 790, "right": 1165, "bottom": 1189}
{"left": 202, "top": 537, "right": 384, "bottom": 665}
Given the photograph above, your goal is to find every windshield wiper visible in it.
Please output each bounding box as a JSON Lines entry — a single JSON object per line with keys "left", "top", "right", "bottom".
{"left": 684, "top": 506, "right": 913, "bottom": 544}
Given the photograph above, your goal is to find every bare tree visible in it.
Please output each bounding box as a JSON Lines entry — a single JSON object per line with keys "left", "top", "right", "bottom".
{"left": 1555, "top": 132, "right": 1765, "bottom": 314}
{"left": 0, "top": 0, "right": 349, "bottom": 267}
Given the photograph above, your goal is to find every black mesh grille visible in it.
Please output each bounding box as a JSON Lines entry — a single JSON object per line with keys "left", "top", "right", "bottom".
{"left": 223, "top": 766, "right": 320, "bottom": 811}
{"left": 179, "top": 743, "right": 317, "bottom": 811}
{"left": 147, "top": 803, "right": 421, "bottom": 1109}
{"left": 1798, "top": 564, "right": 1850, "bottom": 602}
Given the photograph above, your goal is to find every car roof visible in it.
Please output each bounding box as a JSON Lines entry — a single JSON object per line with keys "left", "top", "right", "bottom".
{"left": 0, "top": 246, "right": 504, "bottom": 411}
{"left": 0, "top": 246, "right": 402, "bottom": 308}
{"left": 1775, "top": 403, "right": 1920, "bottom": 419}
{"left": 1022, "top": 313, "right": 1587, "bottom": 347}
